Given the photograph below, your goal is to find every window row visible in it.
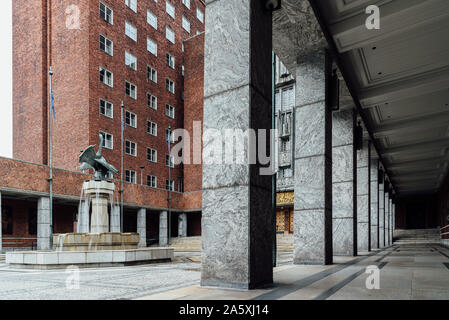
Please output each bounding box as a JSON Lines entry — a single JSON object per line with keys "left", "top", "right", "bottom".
{"left": 125, "top": 170, "right": 177, "bottom": 191}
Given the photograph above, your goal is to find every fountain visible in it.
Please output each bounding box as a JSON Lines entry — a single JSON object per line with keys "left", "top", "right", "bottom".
{"left": 6, "top": 134, "right": 173, "bottom": 269}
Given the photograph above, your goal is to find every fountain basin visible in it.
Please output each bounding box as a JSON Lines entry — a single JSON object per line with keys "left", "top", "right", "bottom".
{"left": 6, "top": 247, "right": 174, "bottom": 269}
{"left": 53, "top": 233, "right": 139, "bottom": 251}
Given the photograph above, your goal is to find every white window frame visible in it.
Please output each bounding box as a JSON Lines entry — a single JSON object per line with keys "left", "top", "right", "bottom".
{"left": 125, "top": 0, "right": 137, "bottom": 12}
{"left": 166, "top": 78, "right": 175, "bottom": 94}
{"left": 99, "top": 67, "right": 113, "bottom": 87}
{"left": 165, "top": 179, "right": 174, "bottom": 191}
{"left": 125, "top": 140, "right": 137, "bottom": 157}
{"left": 147, "top": 38, "right": 157, "bottom": 56}
{"left": 182, "top": 16, "right": 190, "bottom": 33}
{"left": 166, "top": 128, "right": 175, "bottom": 143}
{"left": 182, "top": 0, "right": 190, "bottom": 9}
{"left": 100, "top": 2, "right": 113, "bottom": 24}
{"left": 166, "top": 53, "right": 175, "bottom": 69}
{"left": 99, "top": 34, "right": 113, "bottom": 55}
{"left": 147, "top": 121, "right": 157, "bottom": 136}
{"left": 125, "top": 110, "right": 137, "bottom": 128}
{"left": 125, "top": 21, "right": 137, "bottom": 42}
{"left": 147, "top": 93, "right": 157, "bottom": 110}
{"left": 147, "top": 147, "right": 157, "bottom": 163}
{"left": 166, "top": 26, "right": 175, "bottom": 44}
{"left": 196, "top": 8, "right": 204, "bottom": 23}
{"left": 99, "top": 131, "right": 113, "bottom": 149}
{"left": 165, "top": 104, "right": 175, "bottom": 119}
{"left": 147, "top": 9, "right": 157, "bottom": 29}
{"left": 125, "top": 81, "right": 137, "bottom": 99}
{"left": 99, "top": 99, "right": 113, "bottom": 118}
{"left": 147, "top": 66, "right": 157, "bottom": 83}
{"left": 166, "top": 0, "right": 175, "bottom": 19}
{"left": 125, "top": 51, "right": 137, "bottom": 70}
{"left": 125, "top": 170, "right": 137, "bottom": 184}
{"left": 147, "top": 175, "right": 157, "bottom": 188}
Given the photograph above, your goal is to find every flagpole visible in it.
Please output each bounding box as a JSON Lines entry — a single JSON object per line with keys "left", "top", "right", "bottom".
{"left": 48, "top": 66, "right": 54, "bottom": 250}
{"left": 120, "top": 101, "right": 124, "bottom": 233}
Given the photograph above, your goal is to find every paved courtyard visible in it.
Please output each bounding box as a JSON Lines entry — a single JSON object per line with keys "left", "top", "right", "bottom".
{"left": 0, "top": 245, "right": 448, "bottom": 300}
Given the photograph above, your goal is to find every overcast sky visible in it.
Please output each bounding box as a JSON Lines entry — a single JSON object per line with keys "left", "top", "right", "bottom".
{"left": 0, "top": 0, "right": 12, "bottom": 158}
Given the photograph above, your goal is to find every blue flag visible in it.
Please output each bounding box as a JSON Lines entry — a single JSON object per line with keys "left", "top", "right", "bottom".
{"left": 50, "top": 89, "right": 56, "bottom": 120}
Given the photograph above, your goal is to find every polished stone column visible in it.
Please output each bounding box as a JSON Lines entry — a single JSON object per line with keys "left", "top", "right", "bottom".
{"left": 37, "top": 197, "right": 51, "bottom": 250}
{"left": 378, "top": 173, "right": 385, "bottom": 248}
{"left": 0, "top": 192, "right": 2, "bottom": 253}
{"left": 137, "top": 208, "right": 146, "bottom": 248}
{"left": 110, "top": 205, "right": 120, "bottom": 233}
{"left": 178, "top": 213, "right": 187, "bottom": 238}
{"left": 201, "top": 0, "right": 273, "bottom": 289}
{"left": 392, "top": 202, "right": 395, "bottom": 244}
{"left": 389, "top": 197, "right": 393, "bottom": 245}
{"left": 294, "top": 51, "right": 333, "bottom": 265}
{"left": 332, "top": 109, "right": 356, "bottom": 256}
{"left": 384, "top": 192, "right": 390, "bottom": 247}
{"left": 159, "top": 211, "right": 168, "bottom": 246}
{"left": 370, "top": 158, "right": 379, "bottom": 249}
{"left": 357, "top": 141, "right": 370, "bottom": 252}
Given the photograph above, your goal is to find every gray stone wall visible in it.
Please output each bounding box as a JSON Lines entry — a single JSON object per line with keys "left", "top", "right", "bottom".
{"left": 137, "top": 208, "right": 146, "bottom": 248}
{"left": 293, "top": 51, "right": 333, "bottom": 265}
{"left": 159, "top": 211, "right": 168, "bottom": 246}
{"left": 201, "top": 0, "right": 273, "bottom": 289}
{"left": 379, "top": 178, "right": 385, "bottom": 247}
{"left": 332, "top": 109, "right": 356, "bottom": 256}
{"left": 37, "top": 197, "right": 51, "bottom": 250}
{"left": 178, "top": 213, "right": 187, "bottom": 238}
{"left": 370, "top": 159, "right": 379, "bottom": 249}
{"left": 357, "top": 142, "right": 370, "bottom": 252}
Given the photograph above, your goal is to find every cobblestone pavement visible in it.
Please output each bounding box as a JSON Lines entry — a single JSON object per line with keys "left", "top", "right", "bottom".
{"left": 0, "top": 251, "right": 293, "bottom": 300}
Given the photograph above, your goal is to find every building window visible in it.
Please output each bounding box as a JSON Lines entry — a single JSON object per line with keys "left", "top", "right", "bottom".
{"left": 125, "top": 110, "right": 137, "bottom": 128}
{"left": 166, "top": 128, "right": 175, "bottom": 143}
{"left": 147, "top": 175, "right": 157, "bottom": 188}
{"left": 178, "top": 178, "right": 184, "bottom": 192}
{"left": 165, "top": 179, "right": 174, "bottom": 191}
{"left": 99, "top": 34, "right": 113, "bottom": 55}
{"left": 196, "top": 8, "right": 204, "bottom": 23}
{"left": 182, "top": 65, "right": 184, "bottom": 77}
{"left": 182, "top": 16, "right": 190, "bottom": 33}
{"left": 125, "top": 140, "right": 137, "bottom": 156}
{"left": 125, "top": 0, "right": 137, "bottom": 12}
{"left": 166, "top": 26, "right": 175, "bottom": 44}
{"left": 125, "top": 51, "right": 137, "bottom": 70}
{"left": 166, "top": 78, "right": 174, "bottom": 94}
{"left": 147, "top": 93, "right": 157, "bottom": 110}
{"left": 147, "top": 121, "right": 157, "bottom": 136}
{"left": 147, "top": 147, "right": 157, "bottom": 162}
{"left": 166, "top": 155, "right": 174, "bottom": 168}
{"left": 182, "top": 41, "right": 184, "bottom": 52}
{"left": 147, "top": 9, "right": 157, "bottom": 29}
{"left": 166, "top": 53, "right": 175, "bottom": 69}
{"left": 125, "top": 170, "right": 137, "bottom": 184}
{"left": 147, "top": 66, "right": 157, "bottom": 83}
{"left": 125, "top": 21, "right": 137, "bottom": 42}
{"left": 182, "top": 0, "right": 190, "bottom": 9}
{"left": 147, "top": 38, "right": 157, "bottom": 56}
{"left": 165, "top": 104, "right": 175, "bottom": 118}
{"left": 99, "top": 99, "right": 113, "bottom": 118}
{"left": 99, "top": 67, "right": 113, "bottom": 87}
{"left": 2, "top": 207, "right": 13, "bottom": 235}
{"left": 166, "top": 0, "right": 175, "bottom": 19}
{"left": 100, "top": 2, "right": 113, "bottom": 24}
{"left": 125, "top": 81, "right": 137, "bottom": 99}
{"left": 99, "top": 131, "right": 113, "bottom": 149}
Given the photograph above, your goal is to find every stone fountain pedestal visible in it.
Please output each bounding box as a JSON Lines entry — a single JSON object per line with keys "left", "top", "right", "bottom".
{"left": 85, "top": 180, "right": 114, "bottom": 233}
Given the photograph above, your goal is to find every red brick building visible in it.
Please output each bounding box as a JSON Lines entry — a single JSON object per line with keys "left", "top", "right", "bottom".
{"left": 4, "top": 0, "right": 205, "bottom": 250}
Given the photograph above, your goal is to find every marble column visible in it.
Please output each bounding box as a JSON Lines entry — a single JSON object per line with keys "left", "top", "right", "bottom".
{"left": 110, "top": 205, "right": 121, "bottom": 232}
{"left": 384, "top": 192, "right": 390, "bottom": 247}
{"left": 378, "top": 172, "right": 385, "bottom": 248}
{"left": 0, "top": 192, "right": 2, "bottom": 253}
{"left": 332, "top": 109, "right": 356, "bottom": 256}
{"left": 357, "top": 141, "right": 370, "bottom": 252}
{"left": 37, "top": 197, "right": 51, "bottom": 250}
{"left": 370, "top": 158, "right": 379, "bottom": 249}
{"left": 392, "top": 202, "right": 395, "bottom": 244}
{"left": 178, "top": 213, "right": 187, "bottom": 238}
{"left": 389, "top": 197, "right": 393, "bottom": 245}
{"left": 201, "top": 0, "right": 273, "bottom": 289}
{"left": 137, "top": 208, "right": 146, "bottom": 248}
{"left": 159, "top": 211, "right": 168, "bottom": 246}
{"left": 293, "top": 51, "right": 333, "bottom": 265}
